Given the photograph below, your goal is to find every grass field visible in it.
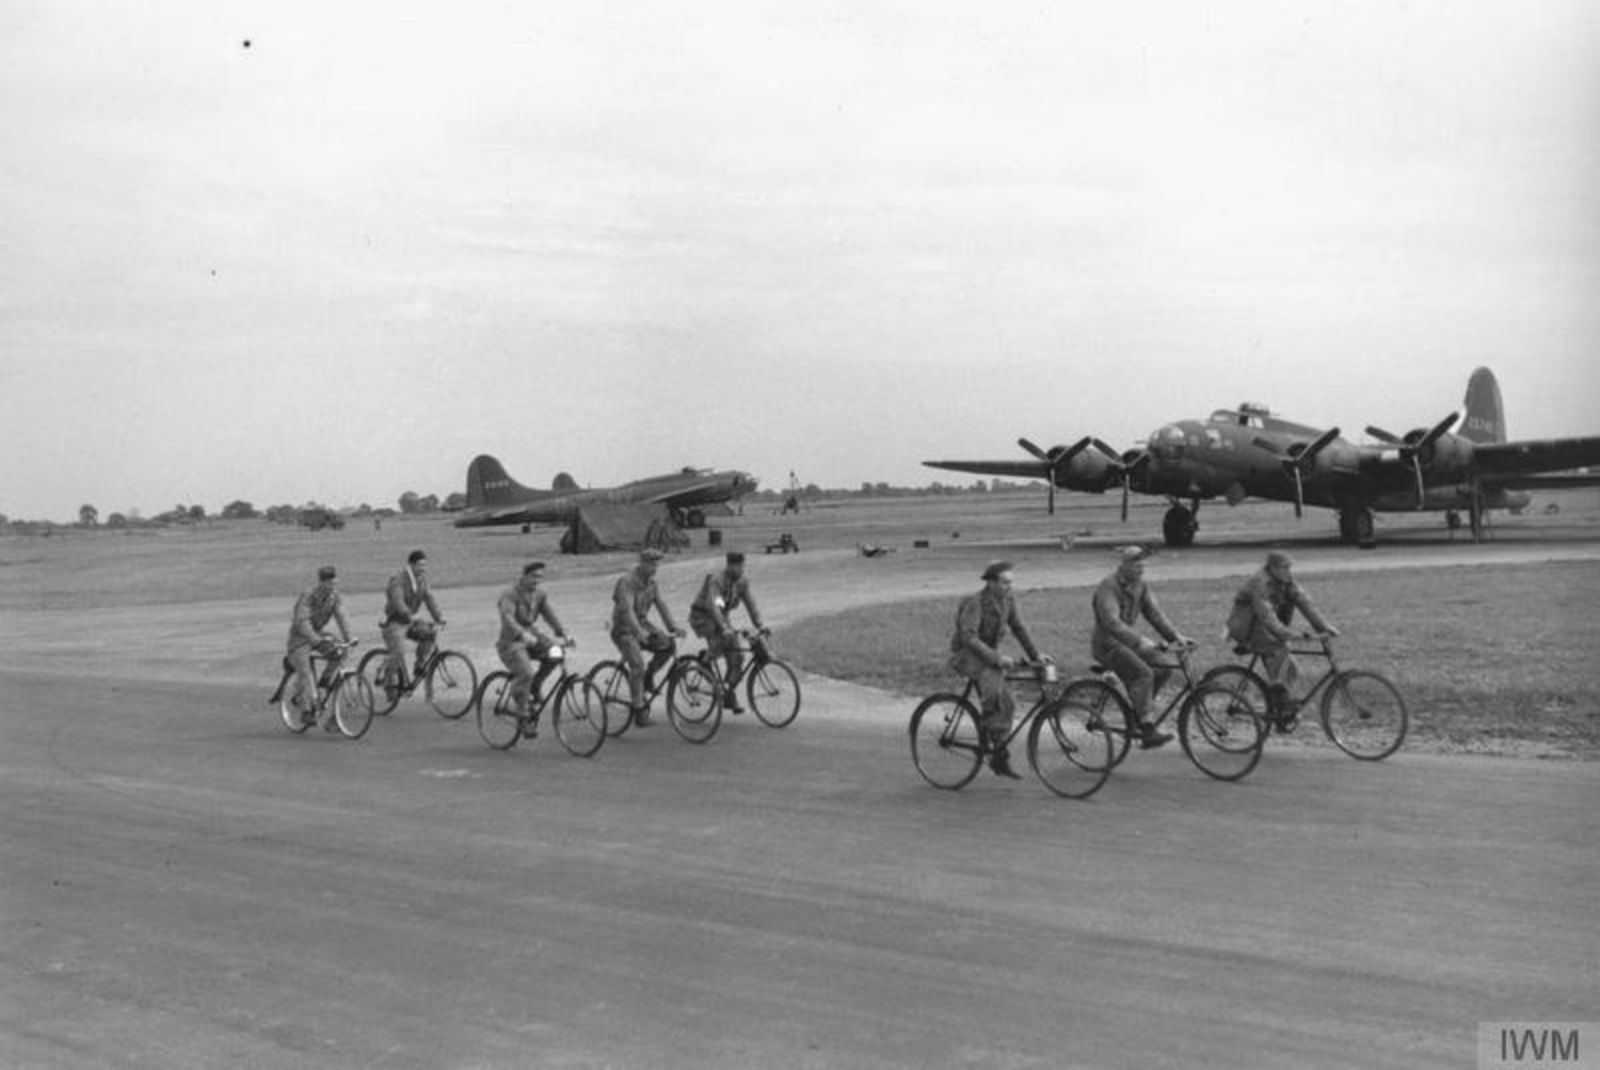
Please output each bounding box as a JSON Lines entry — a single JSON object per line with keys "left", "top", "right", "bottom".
{"left": 780, "top": 562, "right": 1600, "bottom": 759}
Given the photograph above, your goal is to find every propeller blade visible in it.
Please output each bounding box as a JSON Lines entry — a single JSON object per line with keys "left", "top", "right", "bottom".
{"left": 1412, "top": 457, "right": 1425, "bottom": 509}
{"left": 1365, "top": 425, "right": 1402, "bottom": 445}
{"left": 1017, "top": 438, "right": 1050, "bottom": 462}
{"left": 1292, "top": 467, "right": 1304, "bottom": 519}
{"left": 1047, "top": 482, "right": 1056, "bottom": 515}
{"left": 1121, "top": 477, "right": 1130, "bottom": 523}
{"left": 1303, "top": 426, "right": 1341, "bottom": 462}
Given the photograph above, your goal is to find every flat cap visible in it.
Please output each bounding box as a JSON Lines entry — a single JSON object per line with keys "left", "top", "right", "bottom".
{"left": 1116, "top": 545, "right": 1152, "bottom": 563}
{"left": 981, "top": 560, "right": 1013, "bottom": 581}
{"left": 407, "top": 549, "right": 427, "bottom": 564}
{"left": 521, "top": 560, "right": 546, "bottom": 576}
{"left": 1265, "top": 550, "right": 1294, "bottom": 569}
{"left": 317, "top": 565, "right": 337, "bottom": 581}
{"left": 640, "top": 548, "right": 665, "bottom": 562}
{"left": 726, "top": 551, "right": 746, "bottom": 564}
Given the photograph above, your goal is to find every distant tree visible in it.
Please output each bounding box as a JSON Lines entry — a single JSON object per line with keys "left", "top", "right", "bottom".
{"left": 443, "top": 492, "right": 466, "bottom": 511}
{"left": 188, "top": 504, "right": 206, "bottom": 522}
{"left": 78, "top": 504, "right": 99, "bottom": 527}
{"left": 106, "top": 512, "right": 129, "bottom": 530}
{"left": 265, "top": 504, "right": 298, "bottom": 524}
{"left": 399, "top": 491, "right": 421, "bottom": 514}
{"left": 418, "top": 493, "right": 440, "bottom": 513}
{"left": 221, "top": 499, "right": 258, "bottom": 520}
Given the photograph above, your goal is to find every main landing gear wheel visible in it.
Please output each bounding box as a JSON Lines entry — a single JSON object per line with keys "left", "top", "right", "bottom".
{"left": 1163, "top": 505, "right": 1198, "bottom": 547}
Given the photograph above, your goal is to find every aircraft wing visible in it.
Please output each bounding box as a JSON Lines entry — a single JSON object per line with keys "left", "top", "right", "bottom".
{"left": 1472, "top": 436, "right": 1600, "bottom": 478}
{"left": 644, "top": 478, "right": 744, "bottom": 507}
{"left": 922, "top": 459, "right": 1050, "bottom": 481}
{"left": 1483, "top": 470, "right": 1600, "bottom": 491}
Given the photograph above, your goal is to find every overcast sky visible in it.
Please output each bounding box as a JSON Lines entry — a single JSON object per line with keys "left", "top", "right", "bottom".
{"left": 3, "top": 1, "right": 1597, "bottom": 521}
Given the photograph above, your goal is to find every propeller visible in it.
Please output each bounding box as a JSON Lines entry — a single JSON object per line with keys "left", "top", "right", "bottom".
{"left": 1018, "top": 436, "right": 1112, "bottom": 515}
{"left": 1395, "top": 412, "right": 1460, "bottom": 508}
{"left": 1017, "top": 438, "right": 1056, "bottom": 513}
{"left": 1256, "top": 426, "right": 1341, "bottom": 518}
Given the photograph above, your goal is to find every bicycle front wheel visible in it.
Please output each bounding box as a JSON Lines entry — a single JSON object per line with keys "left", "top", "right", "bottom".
{"left": 357, "top": 649, "right": 402, "bottom": 717}
{"left": 474, "top": 671, "right": 523, "bottom": 750}
{"left": 747, "top": 659, "right": 802, "bottom": 728}
{"left": 1178, "top": 684, "right": 1265, "bottom": 781}
{"left": 1026, "top": 690, "right": 1115, "bottom": 799}
{"left": 553, "top": 676, "right": 607, "bottom": 758}
{"left": 1320, "top": 670, "right": 1407, "bottom": 760}
{"left": 426, "top": 651, "right": 478, "bottom": 720}
{"left": 668, "top": 660, "right": 722, "bottom": 744}
{"left": 333, "top": 674, "right": 375, "bottom": 740}
{"left": 908, "top": 694, "right": 984, "bottom": 790}
{"left": 587, "top": 661, "right": 633, "bottom": 738}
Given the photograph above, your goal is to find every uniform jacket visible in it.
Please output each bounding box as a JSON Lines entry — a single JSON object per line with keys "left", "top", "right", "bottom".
{"left": 287, "top": 584, "right": 349, "bottom": 652}
{"left": 497, "top": 582, "right": 565, "bottom": 650}
{"left": 949, "top": 587, "right": 1040, "bottom": 677}
{"left": 690, "top": 570, "right": 763, "bottom": 634}
{"left": 1226, "top": 569, "right": 1329, "bottom": 646}
{"left": 384, "top": 567, "right": 442, "bottom": 626}
{"left": 612, "top": 569, "right": 677, "bottom": 638}
{"left": 1090, "top": 571, "right": 1178, "bottom": 660}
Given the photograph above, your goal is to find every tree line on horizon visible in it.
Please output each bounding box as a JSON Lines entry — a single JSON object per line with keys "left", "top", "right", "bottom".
{"left": 1, "top": 478, "right": 1037, "bottom": 534}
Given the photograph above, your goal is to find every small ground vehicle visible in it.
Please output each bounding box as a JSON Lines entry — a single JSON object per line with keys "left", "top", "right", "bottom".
{"left": 356, "top": 623, "right": 478, "bottom": 720}
{"left": 268, "top": 639, "right": 373, "bottom": 740}
{"left": 474, "top": 641, "right": 606, "bottom": 757}
{"left": 1201, "top": 634, "right": 1408, "bottom": 761}
{"left": 908, "top": 663, "right": 1116, "bottom": 798}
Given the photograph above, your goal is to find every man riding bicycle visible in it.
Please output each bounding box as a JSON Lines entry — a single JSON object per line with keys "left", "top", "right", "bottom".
{"left": 496, "top": 561, "right": 573, "bottom": 723}
{"left": 1226, "top": 550, "right": 1339, "bottom": 716}
{"left": 381, "top": 549, "right": 447, "bottom": 699}
{"left": 286, "top": 565, "right": 353, "bottom": 727}
{"left": 689, "top": 550, "right": 769, "bottom": 713}
{"left": 1090, "top": 546, "right": 1193, "bottom": 748}
{"left": 950, "top": 560, "right": 1050, "bottom": 780}
{"left": 611, "top": 548, "right": 684, "bottom": 728}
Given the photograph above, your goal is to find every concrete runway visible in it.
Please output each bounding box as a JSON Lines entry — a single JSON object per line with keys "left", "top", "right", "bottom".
{"left": 3, "top": 526, "right": 1598, "bottom": 1068}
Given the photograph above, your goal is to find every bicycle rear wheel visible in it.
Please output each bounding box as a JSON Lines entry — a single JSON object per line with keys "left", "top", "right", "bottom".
{"left": 908, "top": 694, "right": 984, "bottom": 790}
{"left": 475, "top": 671, "right": 523, "bottom": 750}
{"left": 1320, "top": 670, "right": 1407, "bottom": 760}
{"left": 1026, "top": 690, "right": 1115, "bottom": 799}
{"left": 553, "top": 676, "right": 607, "bottom": 758}
{"left": 587, "top": 661, "right": 633, "bottom": 738}
{"left": 425, "top": 651, "right": 478, "bottom": 720}
{"left": 1178, "top": 684, "right": 1265, "bottom": 781}
{"left": 333, "top": 674, "right": 375, "bottom": 739}
{"left": 1199, "top": 666, "right": 1271, "bottom": 729}
{"left": 747, "top": 659, "right": 802, "bottom": 728}
{"left": 668, "top": 660, "right": 722, "bottom": 744}
{"left": 279, "top": 678, "right": 313, "bottom": 734}
{"left": 357, "top": 649, "right": 402, "bottom": 717}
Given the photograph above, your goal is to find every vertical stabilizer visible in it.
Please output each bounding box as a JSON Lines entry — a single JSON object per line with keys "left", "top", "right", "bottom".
{"left": 465, "top": 455, "right": 542, "bottom": 509}
{"left": 1461, "top": 367, "right": 1505, "bottom": 444}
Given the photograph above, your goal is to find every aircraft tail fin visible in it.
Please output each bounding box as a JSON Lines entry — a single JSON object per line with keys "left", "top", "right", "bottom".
{"left": 466, "top": 455, "right": 543, "bottom": 510}
{"left": 1461, "top": 367, "right": 1506, "bottom": 444}
{"left": 552, "top": 472, "right": 579, "bottom": 492}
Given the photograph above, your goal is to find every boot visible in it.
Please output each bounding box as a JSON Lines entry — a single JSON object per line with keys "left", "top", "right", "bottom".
{"left": 989, "top": 744, "right": 1023, "bottom": 780}
{"left": 1136, "top": 719, "right": 1173, "bottom": 749}
{"left": 632, "top": 704, "right": 654, "bottom": 728}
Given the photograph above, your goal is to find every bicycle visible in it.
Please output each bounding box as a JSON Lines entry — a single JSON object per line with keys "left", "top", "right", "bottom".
{"left": 267, "top": 639, "right": 374, "bottom": 740}
{"left": 666, "top": 629, "right": 803, "bottom": 744}
{"left": 356, "top": 622, "right": 478, "bottom": 720}
{"left": 1079, "top": 641, "right": 1268, "bottom": 782}
{"left": 474, "top": 639, "right": 607, "bottom": 757}
{"left": 587, "top": 643, "right": 710, "bottom": 743}
{"left": 1200, "top": 634, "right": 1408, "bottom": 761}
{"left": 908, "top": 662, "right": 1117, "bottom": 798}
